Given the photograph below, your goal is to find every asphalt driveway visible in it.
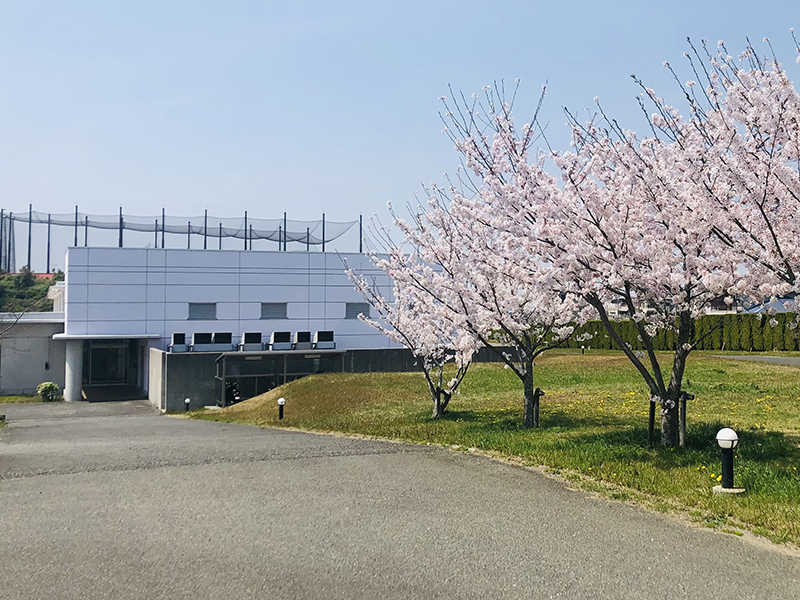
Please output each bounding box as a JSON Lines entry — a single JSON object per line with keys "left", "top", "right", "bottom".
{"left": 714, "top": 354, "right": 800, "bottom": 367}
{"left": 1, "top": 401, "right": 798, "bottom": 599}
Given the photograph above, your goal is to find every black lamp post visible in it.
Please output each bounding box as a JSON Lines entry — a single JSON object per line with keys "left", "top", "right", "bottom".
{"left": 277, "top": 397, "right": 286, "bottom": 420}
{"left": 184, "top": 397, "right": 191, "bottom": 412}
{"left": 714, "top": 427, "right": 744, "bottom": 494}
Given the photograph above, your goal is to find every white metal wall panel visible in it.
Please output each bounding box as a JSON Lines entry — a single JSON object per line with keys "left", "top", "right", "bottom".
{"left": 63, "top": 248, "right": 397, "bottom": 350}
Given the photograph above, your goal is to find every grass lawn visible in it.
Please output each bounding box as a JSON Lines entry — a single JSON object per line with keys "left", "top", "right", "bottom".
{"left": 0, "top": 395, "right": 41, "bottom": 404}
{"left": 194, "top": 351, "right": 800, "bottom": 546}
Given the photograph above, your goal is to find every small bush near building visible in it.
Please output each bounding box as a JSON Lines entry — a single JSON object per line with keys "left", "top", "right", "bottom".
{"left": 36, "top": 382, "right": 61, "bottom": 402}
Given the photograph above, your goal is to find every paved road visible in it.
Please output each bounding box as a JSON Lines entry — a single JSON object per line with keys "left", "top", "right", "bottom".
{"left": 1, "top": 402, "right": 798, "bottom": 599}
{"left": 714, "top": 354, "right": 800, "bottom": 367}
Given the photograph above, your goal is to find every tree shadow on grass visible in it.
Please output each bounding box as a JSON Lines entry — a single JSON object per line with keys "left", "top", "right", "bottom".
{"left": 542, "top": 410, "right": 625, "bottom": 430}
{"left": 447, "top": 408, "right": 800, "bottom": 471}
{"left": 553, "top": 420, "right": 799, "bottom": 469}
{"left": 436, "top": 409, "right": 480, "bottom": 422}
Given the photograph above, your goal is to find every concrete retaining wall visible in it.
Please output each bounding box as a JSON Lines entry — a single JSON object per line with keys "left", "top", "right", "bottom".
{"left": 0, "top": 322, "right": 66, "bottom": 395}
{"left": 149, "top": 349, "right": 218, "bottom": 412}
{"left": 149, "top": 345, "right": 519, "bottom": 412}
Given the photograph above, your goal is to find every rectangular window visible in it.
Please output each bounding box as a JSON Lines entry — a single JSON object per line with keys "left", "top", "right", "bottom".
{"left": 261, "top": 302, "right": 287, "bottom": 320}
{"left": 188, "top": 303, "right": 216, "bottom": 320}
{"left": 171, "top": 333, "right": 186, "bottom": 345}
{"left": 272, "top": 331, "right": 291, "bottom": 343}
{"left": 243, "top": 332, "right": 262, "bottom": 344}
{"left": 213, "top": 332, "right": 232, "bottom": 344}
{"left": 316, "top": 330, "right": 334, "bottom": 342}
{"left": 345, "top": 302, "right": 370, "bottom": 320}
{"left": 192, "top": 333, "right": 212, "bottom": 345}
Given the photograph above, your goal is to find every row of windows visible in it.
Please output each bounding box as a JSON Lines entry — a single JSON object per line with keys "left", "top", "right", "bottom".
{"left": 187, "top": 302, "right": 371, "bottom": 321}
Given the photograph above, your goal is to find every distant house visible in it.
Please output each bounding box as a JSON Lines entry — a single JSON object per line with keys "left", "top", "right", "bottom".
{"left": 742, "top": 293, "right": 796, "bottom": 314}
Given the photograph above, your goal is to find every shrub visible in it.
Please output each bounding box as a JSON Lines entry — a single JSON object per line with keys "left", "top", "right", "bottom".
{"left": 36, "top": 382, "right": 61, "bottom": 402}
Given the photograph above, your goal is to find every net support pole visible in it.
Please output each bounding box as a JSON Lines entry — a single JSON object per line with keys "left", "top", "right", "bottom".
{"left": 84, "top": 217, "right": 88, "bottom": 247}
{"left": 322, "top": 213, "right": 326, "bottom": 252}
{"left": 46, "top": 215, "right": 51, "bottom": 273}
{"left": 203, "top": 209, "right": 208, "bottom": 250}
{"left": 0, "top": 209, "right": 5, "bottom": 272}
{"left": 359, "top": 214, "right": 363, "bottom": 253}
{"left": 7, "top": 212, "right": 13, "bottom": 272}
{"left": 243, "top": 211, "right": 248, "bottom": 250}
{"left": 278, "top": 226, "right": 282, "bottom": 250}
{"left": 161, "top": 208, "right": 165, "bottom": 249}
{"left": 26, "top": 204, "right": 32, "bottom": 269}
{"left": 74, "top": 206, "right": 78, "bottom": 247}
{"left": 283, "top": 212, "right": 287, "bottom": 252}
{"left": 154, "top": 220, "right": 159, "bottom": 248}
{"left": 218, "top": 223, "right": 222, "bottom": 250}
{"left": 306, "top": 227, "right": 310, "bottom": 252}
{"left": 187, "top": 221, "right": 191, "bottom": 249}
{"left": 118, "top": 207, "right": 123, "bottom": 248}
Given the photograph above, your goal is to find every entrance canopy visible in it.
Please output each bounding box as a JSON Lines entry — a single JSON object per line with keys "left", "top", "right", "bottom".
{"left": 53, "top": 333, "right": 161, "bottom": 340}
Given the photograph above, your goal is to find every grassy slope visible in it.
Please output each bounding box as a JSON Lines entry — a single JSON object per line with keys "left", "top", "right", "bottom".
{"left": 196, "top": 351, "right": 800, "bottom": 545}
{"left": 0, "top": 395, "right": 41, "bottom": 404}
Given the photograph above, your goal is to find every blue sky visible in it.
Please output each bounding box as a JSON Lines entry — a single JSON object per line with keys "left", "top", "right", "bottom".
{"left": 0, "top": 1, "right": 798, "bottom": 266}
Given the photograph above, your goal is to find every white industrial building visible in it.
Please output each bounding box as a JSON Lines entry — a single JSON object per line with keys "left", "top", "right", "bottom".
{"left": 0, "top": 246, "right": 397, "bottom": 408}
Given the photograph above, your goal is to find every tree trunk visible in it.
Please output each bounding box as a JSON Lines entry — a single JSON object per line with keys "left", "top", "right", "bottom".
{"left": 662, "top": 311, "right": 692, "bottom": 448}
{"left": 431, "top": 388, "right": 446, "bottom": 419}
{"left": 647, "top": 397, "right": 656, "bottom": 446}
{"left": 660, "top": 401, "right": 679, "bottom": 448}
{"left": 522, "top": 364, "right": 537, "bottom": 428}
{"left": 431, "top": 389, "right": 451, "bottom": 419}
{"left": 678, "top": 394, "right": 687, "bottom": 448}
{"left": 432, "top": 390, "right": 445, "bottom": 419}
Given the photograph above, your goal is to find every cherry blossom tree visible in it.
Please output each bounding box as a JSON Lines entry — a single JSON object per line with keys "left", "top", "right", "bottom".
{"left": 535, "top": 35, "right": 800, "bottom": 447}
{"left": 556, "top": 35, "right": 800, "bottom": 445}
{"left": 346, "top": 251, "right": 477, "bottom": 419}
{"left": 375, "top": 85, "right": 590, "bottom": 428}
{"left": 384, "top": 193, "right": 585, "bottom": 428}
{"left": 642, "top": 36, "right": 800, "bottom": 304}
{"left": 430, "top": 83, "right": 745, "bottom": 446}
{"left": 542, "top": 117, "right": 743, "bottom": 447}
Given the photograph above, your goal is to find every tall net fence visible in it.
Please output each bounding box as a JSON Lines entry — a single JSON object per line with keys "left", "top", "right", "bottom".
{"left": 0, "top": 212, "right": 15, "bottom": 272}
{"left": 1, "top": 207, "right": 362, "bottom": 273}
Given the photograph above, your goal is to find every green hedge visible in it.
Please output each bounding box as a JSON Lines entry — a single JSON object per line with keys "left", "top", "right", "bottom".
{"left": 566, "top": 313, "right": 799, "bottom": 352}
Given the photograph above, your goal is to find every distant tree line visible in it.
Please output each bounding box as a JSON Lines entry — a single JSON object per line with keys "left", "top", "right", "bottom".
{"left": 0, "top": 267, "right": 64, "bottom": 313}
{"left": 566, "top": 314, "right": 800, "bottom": 352}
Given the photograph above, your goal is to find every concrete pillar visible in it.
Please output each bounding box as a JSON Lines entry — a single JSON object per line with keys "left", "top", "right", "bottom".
{"left": 64, "top": 339, "right": 84, "bottom": 402}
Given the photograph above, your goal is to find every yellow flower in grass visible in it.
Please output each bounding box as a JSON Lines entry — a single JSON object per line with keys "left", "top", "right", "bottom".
{"left": 716, "top": 475, "right": 722, "bottom": 482}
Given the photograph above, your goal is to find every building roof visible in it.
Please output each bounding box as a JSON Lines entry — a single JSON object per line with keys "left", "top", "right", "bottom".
{"left": 0, "top": 311, "right": 64, "bottom": 323}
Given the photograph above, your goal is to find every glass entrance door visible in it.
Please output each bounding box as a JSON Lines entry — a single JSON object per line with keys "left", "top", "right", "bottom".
{"left": 83, "top": 341, "right": 129, "bottom": 385}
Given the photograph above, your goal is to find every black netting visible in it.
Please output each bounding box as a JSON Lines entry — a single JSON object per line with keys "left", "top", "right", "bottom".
{"left": 12, "top": 210, "right": 356, "bottom": 244}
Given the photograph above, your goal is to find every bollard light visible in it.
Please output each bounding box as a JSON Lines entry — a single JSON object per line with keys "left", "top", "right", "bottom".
{"left": 184, "top": 398, "right": 191, "bottom": 412}
{"left": 716, "top": 427, "right": 738, "bottom": 450}
{"left": 277, "top": 397, "right": 286, "bottom": 420}
{"left": 714, "top": 428, "right": 744, "bottom": 494}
